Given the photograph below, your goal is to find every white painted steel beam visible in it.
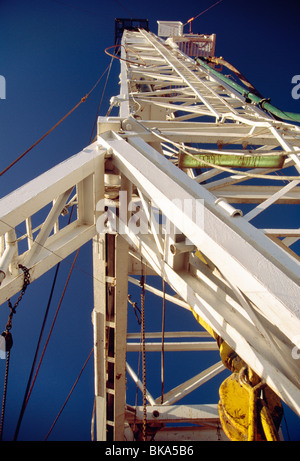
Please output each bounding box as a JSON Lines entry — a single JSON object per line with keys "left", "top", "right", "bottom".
{"left": 0, "top": 143, "right": 105, "bottom": 304}
{"left": 126, "top": 362, "right": 156, "bottom": 406}
{"left": 0, "top": 142, "right": 102, "bottom": 235}
{"left": 125, "top": 403, "right": 228, "bottom": 441}
{"left": 244, "top": 180, "right": 300, "bottom": 222}
{"left": 114, "top": 215, "right": 300, "bottom": 414}
{"left": 126, "top": 340, "right": 218, "bottom": 352}
{"left": 212, "top": 185, "right": 300, "bottom": 204}
{"left": 98, "top": 132, "right": 300, "bottom": 344}
{"left": 156, "top": 361, "right": 225, "bottom": 406}
{"left": 127, "top": 331, "right": 212, "bottom": 339}
{"left": 126, "top": 403, "right": 220, "bottom": 424}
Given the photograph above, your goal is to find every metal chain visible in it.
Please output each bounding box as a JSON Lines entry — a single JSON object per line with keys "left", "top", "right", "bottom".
{"left": 0, "top": 264, "right": 30, "bottom": 441}
{"left": 5, "top": 265, "right": 30, "bottom": 332}
{"left": 239, "top": 366, "right": 280, "bottom": 441}
{"left": 127, "top": 294, "right": 141, "bottom": 325}
{"left": 0, "top": 349, "right": 10, "bottom": 441}
{"left": 161, "top": 279, "right": 165, "bottom": 404}
{"left": 140, "top": 275, "right": 147, "bottom": 441}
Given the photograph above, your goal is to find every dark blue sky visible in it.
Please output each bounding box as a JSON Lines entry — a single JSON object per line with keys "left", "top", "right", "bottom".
{"left": 0, "top": 0, "right": 300, "bottom": 441}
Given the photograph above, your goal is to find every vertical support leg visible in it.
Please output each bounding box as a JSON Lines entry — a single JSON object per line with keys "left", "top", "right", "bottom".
{"left": 114, "top": 234, "right": 129, "bottom": 440}
{"left": 93, "top": 233, "right": 129, "bottom": 441}
{"left": 93, "top": 173, "right": 130, "bottom": 441}
{"left": 113, "top": 175, "right": 130, "bottom": 440}
{"left": 92, "top": 147, "right": 107, "bottom": 440}
{"left": 92, "top": 233, "right": 107, "bottom": 441}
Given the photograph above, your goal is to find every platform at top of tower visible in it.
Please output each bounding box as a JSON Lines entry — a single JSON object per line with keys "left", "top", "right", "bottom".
{"left": 157, "top": 20, "right": 216, "bottom": 58}
{"left": 114, "top": 18, "right": 149, "bottom": 47}
{"left": 114, "top": 19, "right": 216, "bottom": 58}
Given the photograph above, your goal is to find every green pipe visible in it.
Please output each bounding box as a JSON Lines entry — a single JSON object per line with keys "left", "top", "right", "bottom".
{"left": 179, "top": 152, "right": 285, "bottom": 169}
{"left": 195, "top": 57, "right": 300, "bottom": 123}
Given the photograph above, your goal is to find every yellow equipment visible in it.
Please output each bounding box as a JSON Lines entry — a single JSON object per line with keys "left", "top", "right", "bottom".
{"left": 193, "top": 309, "right": 283, "bottom": 441}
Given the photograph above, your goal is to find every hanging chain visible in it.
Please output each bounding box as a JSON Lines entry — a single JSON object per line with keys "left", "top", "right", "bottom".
{"left": 140, "top": 275, "right": 147, "bottom": 441}
{"left": 5, "top": 265, "right": 30, "bottom": 333}
{"left": 0, "top": 348, "right": 10, "bottom": 441}
{"left": 161, "top": 279, "right": 166, "bottom": 404}
{"left": 0, "top": 264, "right": 30, "bottom": 441}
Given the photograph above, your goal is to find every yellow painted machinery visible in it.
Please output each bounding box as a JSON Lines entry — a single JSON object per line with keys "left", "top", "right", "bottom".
{"left": 193, "top": 310, "right": 283, "bottom": 441}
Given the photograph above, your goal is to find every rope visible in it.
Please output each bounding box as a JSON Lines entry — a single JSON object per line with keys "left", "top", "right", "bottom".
{"left": 13, "top": 263, "right": 60, "bottom": 441}
{"left": 44, "top": 347, "right": 94, "bottom": 441}
{"left": 184, "top": 0, "right": 224, "bottom": 27}
{"left": 111, "top": 0, "right": 134, "bottom": 16}
{"left": 0, "top": 64, "right": 111, "bottom": 177}
{"left": 89, "top": 56, "right": 114, "bottom": 143}
{"left": 104, "top": 45, "right": 146, "bottom": 67}
{"left": 25, "top": 249, "right": 79, "bottom": 402}
{"left": 132, "top": 331, "right": 143, "bottom": 438}
{"left": 140, "top": 275, "right": 147, "bottom": 441}
{"left": 128, "top": 294, "right": 141, "bottom": 325}
{"left": 208, "top": 56, "right": 263, "bottom": 98}
{"left": 12, "top": 248, "right": 80, "bottom": 441}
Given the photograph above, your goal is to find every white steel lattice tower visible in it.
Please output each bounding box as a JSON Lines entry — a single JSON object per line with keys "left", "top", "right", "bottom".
{"left": 0, "top": 22, "right": 300, "bottom": 441}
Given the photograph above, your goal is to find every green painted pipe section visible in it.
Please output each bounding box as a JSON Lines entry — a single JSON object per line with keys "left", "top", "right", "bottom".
{"left": 179, "top": 153, "right": 285, "bottom": 169}
{"left": 195, "top": 57, "right": 300, "bottom": 123}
